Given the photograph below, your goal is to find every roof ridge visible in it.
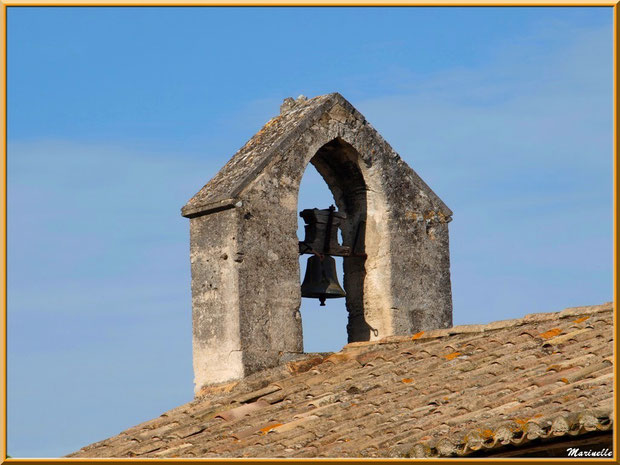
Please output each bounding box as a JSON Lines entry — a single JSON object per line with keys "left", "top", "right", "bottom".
{"left": 343, "top": 302, "right": 614, "bottom": 349}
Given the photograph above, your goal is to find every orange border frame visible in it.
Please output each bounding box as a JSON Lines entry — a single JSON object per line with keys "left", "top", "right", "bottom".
{"left": 0, "top": 1, "right": 617, "bottom": 464}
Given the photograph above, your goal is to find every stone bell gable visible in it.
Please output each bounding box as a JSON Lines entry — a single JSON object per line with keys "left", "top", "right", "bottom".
{"left": 182, "top": 93, "right": 453, "bottom": 393}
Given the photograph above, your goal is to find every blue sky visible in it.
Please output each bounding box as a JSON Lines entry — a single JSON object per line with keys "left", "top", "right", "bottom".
{"left": 6, "top": 6, "right": 613, "bottom": 458}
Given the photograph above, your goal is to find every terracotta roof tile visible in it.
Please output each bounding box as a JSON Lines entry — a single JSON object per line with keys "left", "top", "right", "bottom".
{"left": 68, "top": 302, "right": 614, "bottom": 458}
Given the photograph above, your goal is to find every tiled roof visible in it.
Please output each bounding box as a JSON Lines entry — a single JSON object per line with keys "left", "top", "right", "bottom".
{"left": 68, "top": 302, "right": 614, "bottom": 458}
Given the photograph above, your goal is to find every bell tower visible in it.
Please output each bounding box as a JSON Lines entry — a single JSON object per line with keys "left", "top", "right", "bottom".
{"left": 182, "top": 93, "right": 453, "bottom": 393}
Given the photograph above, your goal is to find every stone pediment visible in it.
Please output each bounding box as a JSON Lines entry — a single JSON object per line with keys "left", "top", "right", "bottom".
{"left": 181, "top": 93, "right": 451, "bottom": 219}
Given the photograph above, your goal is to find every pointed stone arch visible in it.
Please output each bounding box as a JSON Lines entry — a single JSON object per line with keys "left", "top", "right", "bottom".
{"left": 302, "top": 136, "right": 390, "bottom": 343}
{"left": 182, "top": 93, "right": 453, "bottom": 392}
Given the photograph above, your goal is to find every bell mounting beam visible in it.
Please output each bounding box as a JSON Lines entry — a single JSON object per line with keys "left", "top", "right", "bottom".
{"left": 298, "top": 205, "right": 351, "bottom": 257}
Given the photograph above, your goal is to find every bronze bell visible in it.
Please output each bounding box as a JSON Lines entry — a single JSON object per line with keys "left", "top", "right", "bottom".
{"left": 301, "top": 255, "right": 346, "bottom": 306}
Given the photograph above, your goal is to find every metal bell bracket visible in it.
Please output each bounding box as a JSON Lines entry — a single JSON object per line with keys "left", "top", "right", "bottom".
{"left": 298, "top": 205, "right": 366, "bottom": 258}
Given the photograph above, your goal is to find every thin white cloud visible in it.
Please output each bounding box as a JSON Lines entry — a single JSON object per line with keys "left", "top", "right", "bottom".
{"left": 355, "top": 22, "right": 612, "bottom": 187}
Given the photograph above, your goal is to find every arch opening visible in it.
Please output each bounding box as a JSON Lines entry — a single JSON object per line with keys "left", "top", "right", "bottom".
{"left": 297, "top": 138, "right": 374, "bottom": 352}
{"left": 296, "top": 163, "right": 347, "bottom": 352}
